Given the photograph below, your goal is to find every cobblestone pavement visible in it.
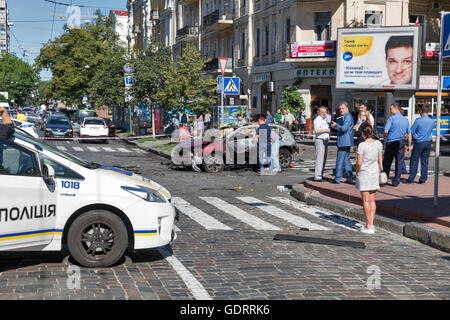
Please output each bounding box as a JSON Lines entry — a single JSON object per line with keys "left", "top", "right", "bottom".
{"left": 0, "top": 139, "right": 449, "bottom": 300}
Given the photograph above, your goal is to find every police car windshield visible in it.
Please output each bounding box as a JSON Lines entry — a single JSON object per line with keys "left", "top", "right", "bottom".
{"left": 14, "top": 132, "right": 100, "bottom": 169}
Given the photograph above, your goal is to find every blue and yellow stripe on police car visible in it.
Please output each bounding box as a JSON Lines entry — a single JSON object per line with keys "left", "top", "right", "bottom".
{"left": 134, "top": 230, "right": 157, "bottom": 236}
{"left": 0, "top": 229, "right": 63, "bottom": 242}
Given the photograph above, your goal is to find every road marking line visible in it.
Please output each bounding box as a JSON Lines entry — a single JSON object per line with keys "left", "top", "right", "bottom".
{"left": 269, "top": 197, "right": 362, "bottom": 231}
{"left": 72, "top": 147, "right": 83, "bottom": 152}
{"left": 102, "top": 147, "right": 115, "bottom": 152}
{"left": 172, "top": 197, "right": 232, "bottom": 230}
{"left": 200, "top": 197, "right": 281, "bottom": 231}
{"left": 157, "top": 247, "right": 212, "bottom": 300}
{"left": 117, "top": 147, "right": 132, "bottom": 153}
{"left": 236, "top": 196, "right": 329, "bottom": 231}
{"left": 87, "top": 147, "right": 100, "bottom": 152}
{"left": 56, "top": 146, "right": 67, "bottom": 151}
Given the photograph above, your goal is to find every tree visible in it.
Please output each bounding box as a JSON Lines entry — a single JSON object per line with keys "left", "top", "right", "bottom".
{"left": 280, "top": 82, "right": 306, "bottom": 116}
{"left": 129, "top": 43, "right": 173, "bottom": 108}
{"left": 154, "top": 43, "right": 216, "bottom": 115}
{"left": 0, "top": 53, "right": 38, "bottom": 106}
{"left": 35, "top": 11, "right": 123, "bottom": 106}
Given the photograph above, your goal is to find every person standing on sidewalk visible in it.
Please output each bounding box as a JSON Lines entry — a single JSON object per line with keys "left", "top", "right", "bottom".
{"left": 271, "top": 127, "right": 281, "bottom": 173}
{"left": 274, "top": 108, "right": 282, "bottom": 124}
{"left": 255, "top": 115, "right": 273, "bottom": 175}
{"left": 266, "top": 110, "right": 274, "bottom": 124}
{"left": 356, "top": 104, "right": 375, "bottom": 126}
{"left": 285, "top": 109, "right": 296, "bottom": 132}
{"left": 331, "top": 101, "right": 354, "bottom": 184}
{"left": 407, "top": 104, "right": 435, "bottom": 184}
{"left": 383, "top": 103, "right": 411, "bottom": 187}
{"left": 354, "top": 110, "right": 373, "bottom": 152}
{"left": 297, "top": 108, "right": 306, "bottom": 140}
{"left": 313, "top": 106, "right": 330, "bottom": 181}
{"left": 355, "top": 125, "right": 383, "bottom": 234}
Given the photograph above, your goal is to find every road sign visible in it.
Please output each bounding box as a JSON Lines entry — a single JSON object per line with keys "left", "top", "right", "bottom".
{"left": 443, "top": 12, "right": 450, "bottom": 58}
{"left": 125, "top": 76, "right": 133, "bottom": 87}
{"left": 218, "top": 57, "right": 228, "bottom": 76}
{"left": 223, "top": 77, "right": 240, "bottom": 95}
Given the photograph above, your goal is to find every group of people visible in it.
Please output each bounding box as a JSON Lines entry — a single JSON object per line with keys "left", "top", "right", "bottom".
{"left": 313, "top": 101, "right": 435, "bottom": 234}
{"left": 262, "top": 108, "right": 307, "bottom": 134}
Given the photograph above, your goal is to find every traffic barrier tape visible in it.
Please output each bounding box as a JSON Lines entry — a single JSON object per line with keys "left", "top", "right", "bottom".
{"left": 39, "top": 133, "right": 170, "bottom": 141}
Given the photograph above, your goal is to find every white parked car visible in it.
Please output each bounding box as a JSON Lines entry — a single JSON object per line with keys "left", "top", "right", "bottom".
{"left": 0, "top": 117, "right": 39, "bottom": 139}
{"left": 79, "top": 117, "right": 109, "bottom": 143}
{"left": 0, "top": 131, "right": 178, "bottom": 267}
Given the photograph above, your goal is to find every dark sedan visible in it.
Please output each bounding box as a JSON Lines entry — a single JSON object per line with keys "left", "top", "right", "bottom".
{"left": 103, "top": 118, "right": 116, "bottom": 137}
{"left": 44, "top": 116, "right": 73, "bottom": 138}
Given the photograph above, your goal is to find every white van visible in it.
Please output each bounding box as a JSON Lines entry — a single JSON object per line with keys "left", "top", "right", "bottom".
{"left": 0, "top": 130, "right": 177, "bottom": 267}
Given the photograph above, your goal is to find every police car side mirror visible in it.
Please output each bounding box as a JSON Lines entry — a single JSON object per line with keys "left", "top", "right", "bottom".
{"left": 43, "top": 164, "right": 55, "bottom": 185}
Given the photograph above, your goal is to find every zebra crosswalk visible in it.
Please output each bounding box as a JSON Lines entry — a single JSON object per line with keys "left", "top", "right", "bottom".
{"left": 172, "top": 195, "right": 363, "bottom": 233}
{"left": 55, "top": 145, "right": 146, "bottom": 154}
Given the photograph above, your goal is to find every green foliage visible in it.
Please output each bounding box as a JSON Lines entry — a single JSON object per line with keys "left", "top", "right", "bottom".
{"left": 0, "top": 53, "right": 38, "bottom": 106}
{"left": 35, "top": 12, "right": 123, "bottom": 106}
{"left": 154, "top": 43, "right": 216, "bottom": 115}
{"left": 280, "top": 84, "right": 306, "bottom": 115}
{"left": 129, "top": 43, "right": 173, "bottom": 108}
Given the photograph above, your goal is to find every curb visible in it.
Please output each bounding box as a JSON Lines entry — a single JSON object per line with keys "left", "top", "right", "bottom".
{"left": 121, "top": 138, "right": 172, "bottom": 160}
{"left": 290, "top": 184, "right": 450, "bottom": 253}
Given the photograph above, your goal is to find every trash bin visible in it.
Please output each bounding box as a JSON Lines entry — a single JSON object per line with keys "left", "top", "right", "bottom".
{"left": 139, "top": 127, "right": 147, "bottom": 136}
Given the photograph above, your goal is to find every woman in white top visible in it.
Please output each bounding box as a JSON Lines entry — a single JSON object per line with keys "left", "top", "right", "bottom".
{"left": 355, "top": 124, "right": 383, "bottom": 234}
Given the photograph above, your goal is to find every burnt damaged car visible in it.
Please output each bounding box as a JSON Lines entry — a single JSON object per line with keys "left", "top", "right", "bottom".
{"left": 171, "top": 123, "right": 299, "bottom": 173}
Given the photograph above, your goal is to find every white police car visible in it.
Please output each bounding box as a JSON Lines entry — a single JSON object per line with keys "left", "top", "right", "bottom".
{"left": 0, "top": 130, "right": 178, "bottom": 267}
{"left": 0, "top": 117, "right": 39, "bottom": 139}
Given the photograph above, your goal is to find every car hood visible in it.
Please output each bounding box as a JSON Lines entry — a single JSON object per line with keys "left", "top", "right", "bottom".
{"left": 96, "top": 165, "right": 172, "bottom": 201}
{"left": 46, "top": 123, "right": 72, "bottom": 129}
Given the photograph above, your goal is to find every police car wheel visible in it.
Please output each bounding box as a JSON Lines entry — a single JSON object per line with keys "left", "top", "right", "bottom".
{"left": 68, "top": 210, "right": 128, "bottom": 268}
{"left": 203, "top": 153, "right": 224, "bottom": 173}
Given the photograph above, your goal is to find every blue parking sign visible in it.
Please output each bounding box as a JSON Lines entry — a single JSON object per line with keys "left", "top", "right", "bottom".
{"left": 443, "top": 12, "right": 450, "bottom": 58}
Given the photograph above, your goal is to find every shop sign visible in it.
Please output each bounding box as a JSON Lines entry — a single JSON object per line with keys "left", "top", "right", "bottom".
{"left": 254, "top": 73, "right": 271, "bottom": 83}
{"left": 419, "top": 76, "right": 450, "bottom": 90}
{"left": 290, "top": 41, "right": 335, "bottom": 58}
{"left": 425, "top": 43, "right": 440, "bottom": 58}
{"left": 295, "top": 68, "right": 335, "bottom": 78}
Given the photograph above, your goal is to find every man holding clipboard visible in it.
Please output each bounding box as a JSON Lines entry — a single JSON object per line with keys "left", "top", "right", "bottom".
{"left": 331, "top": 102, "right": 354, "bottom": 184}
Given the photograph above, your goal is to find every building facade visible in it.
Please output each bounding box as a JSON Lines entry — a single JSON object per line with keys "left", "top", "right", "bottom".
{"left": 110, "top": 10, "right": 129, "bottom": 48}
{"left": 130, "top": 0, "right": 450, "bottom": 129}
{"left": 0, "top": 0, "right": 9, "bottom": 55}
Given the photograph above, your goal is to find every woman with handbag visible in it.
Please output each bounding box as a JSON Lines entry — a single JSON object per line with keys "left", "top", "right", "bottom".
{"left": 355, "top": 125, "right": 383, "bottom": 234}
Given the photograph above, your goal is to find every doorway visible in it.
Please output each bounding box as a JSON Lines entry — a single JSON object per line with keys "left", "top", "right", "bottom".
{"left": 310, "top": 85, "right": 331, "bottom": 130}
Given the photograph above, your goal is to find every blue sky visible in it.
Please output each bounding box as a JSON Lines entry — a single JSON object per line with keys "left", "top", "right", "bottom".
{"left": 8, "top": 0, "right": 127, "bottom": 80}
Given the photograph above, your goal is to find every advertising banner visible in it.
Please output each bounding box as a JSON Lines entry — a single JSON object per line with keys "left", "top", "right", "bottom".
{"left": 336, "top": 26, "right": 421, "bottom": 90}
{"left": 290, "top": 41, "right": 335, "bottom": 58}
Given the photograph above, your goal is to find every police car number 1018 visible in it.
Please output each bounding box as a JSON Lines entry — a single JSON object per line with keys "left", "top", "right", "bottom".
{"left": 0, "top": 131, "right": 177, "bottom": 267}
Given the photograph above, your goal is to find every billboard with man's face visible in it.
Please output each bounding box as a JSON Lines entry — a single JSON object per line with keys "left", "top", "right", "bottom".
{"left": 336, "top": 26, "right": 421, "bottom": 90}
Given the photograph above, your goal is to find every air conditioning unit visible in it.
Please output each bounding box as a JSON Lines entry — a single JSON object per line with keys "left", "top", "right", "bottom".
{"left": 431, "top": 2, "right": 441, "bottom": 10}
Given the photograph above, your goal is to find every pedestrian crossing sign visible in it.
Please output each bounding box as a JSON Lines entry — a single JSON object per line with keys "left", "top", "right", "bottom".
{"left": 223, "top": 77, "right": 240, "bottom": 95}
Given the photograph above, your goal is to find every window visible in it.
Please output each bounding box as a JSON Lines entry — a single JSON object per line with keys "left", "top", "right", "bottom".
{"left": 206, "top": 3, "right": 209, "bottom": 15}
{"left": 213, "top": 41, "right": 217, "bottom": 58}
{"left": 284, "top": 18, "right": 291, "bottom": 44}
{"left": 240, "top": 32, "right": 245, "bottom": 59}
{"left": 41, "top": 156, "right": 84, "bottom": 180}
{"left": 255, "top": 28, "right": 260, "bottom": 57}
{"left": 364, "top": 11, "right": 382, "bottom": 27}
{"left": 230, "top": 36, "right": 234, "bottom": 60}
{"left": 221, "top": 38, "right": 225, "bottom": 57}
{"left": 0, "top": 141, "right": 39, "bottom": 177}
{"left": 205, "top": 43, "right": 209, "bottom": 57}
{"left": 272, "top": 22, "right": 276, "bottom": 53}
{"left": 409, "top": 14, "right": 426, "bottom": 43}
{"left": 314, "top": 12, "right": 331, "bottom": 40}
{"left": 264, "top": 25, "right": 269, "bottom": 56}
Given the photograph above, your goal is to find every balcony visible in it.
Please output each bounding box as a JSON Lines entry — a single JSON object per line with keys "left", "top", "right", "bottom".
{"left": 179, "top": 0, "right": 198, "bottom": 5}
{"left": 176, "top": 26, "right": 199, "bottom": 42}
{"left": 203, "top": 7, "right": 234, "bottom": 31}
{"left": 204, "top": 57, "right": 233, "bottom": 73}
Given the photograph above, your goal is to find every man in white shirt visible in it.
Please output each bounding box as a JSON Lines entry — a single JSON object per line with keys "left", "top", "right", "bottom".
{"left": 313, "top": 106, "right": 331, "bottom": 181}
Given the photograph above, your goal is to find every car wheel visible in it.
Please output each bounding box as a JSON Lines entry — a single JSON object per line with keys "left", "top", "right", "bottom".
{"left": 203, "top": 152, "right": 224, "bottom": 173}
{"left": 279, "top": 148, "right": 292, "bottom": 168}
{"left": 67, "top": 210, "right": 128, "bottom": 268}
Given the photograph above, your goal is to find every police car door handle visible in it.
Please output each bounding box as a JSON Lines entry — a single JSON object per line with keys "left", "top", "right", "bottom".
{"left": 60, "top": 193, "right": 76, "bottom": 197}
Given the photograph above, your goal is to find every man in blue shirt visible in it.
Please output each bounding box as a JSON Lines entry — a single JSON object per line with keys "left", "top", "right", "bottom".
{"left": 407, "top": 105, "right": 435, "bottom": 184}
{"left": 331, "top": 101, "right": 354, "bottom": 184}
{"left": 266, "top": 110, "right": 274, "bottom": 124}
{"left": 255, "top": 115, "right": 273, "bottom": 175}
{"left": 383, "top": 103, "right": 412, "bottom": 187}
